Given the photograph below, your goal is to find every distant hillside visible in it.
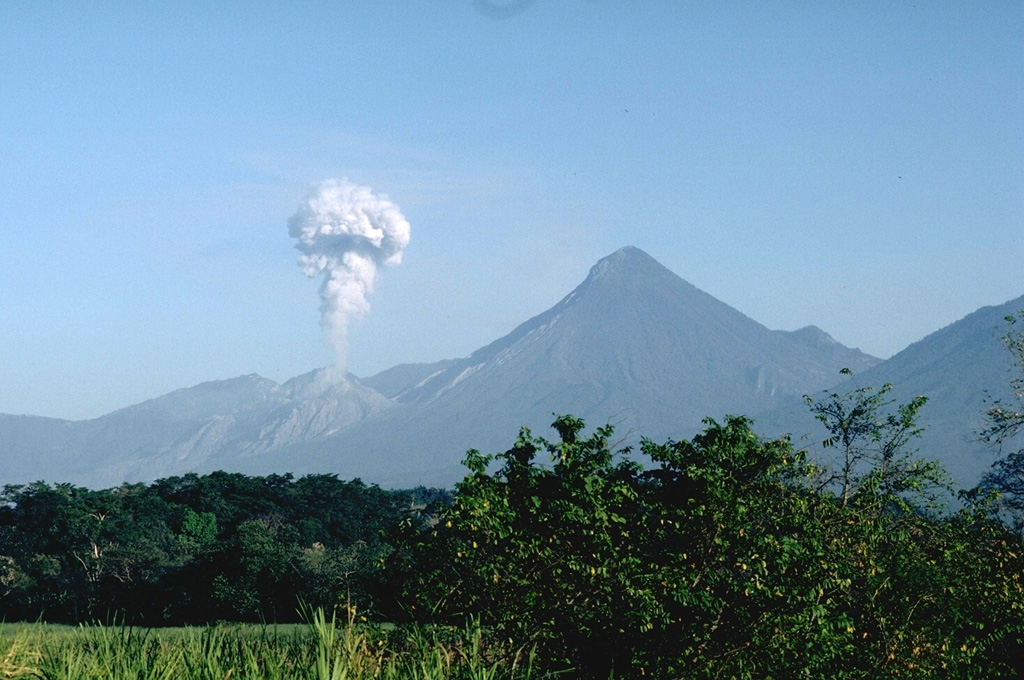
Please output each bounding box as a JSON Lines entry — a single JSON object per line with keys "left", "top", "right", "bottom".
{"left": 361, "top": 359, "right": 459, "bottom": 399}
{"left": 9, "top": 247, "right": 1017, "bottom": 492}
{"left": 0, "top": 371, "right": 392, "bottom": 488}
{"left": 758, "top": 294, "right": 1024, "bottom": 489}
{"left": 240, "top": 247, "right": 880, "bottom": 487}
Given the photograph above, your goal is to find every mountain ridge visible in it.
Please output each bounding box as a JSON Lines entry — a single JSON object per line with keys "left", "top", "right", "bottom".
{"left": 192, "top": 246, "right": 882, "bottom": 488}
{"left": 2, "top": 246, "right": 1016, "bottom": 491}
{"left": 756, "top": 293, "right": 1024, "bottom": 487}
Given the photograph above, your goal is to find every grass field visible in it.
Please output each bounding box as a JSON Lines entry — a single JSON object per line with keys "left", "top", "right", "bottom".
{"left": 0, "top": 609, "right": 543, "bottom": 680}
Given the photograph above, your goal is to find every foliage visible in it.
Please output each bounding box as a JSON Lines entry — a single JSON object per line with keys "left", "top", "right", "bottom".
{"left": 805, "top": 368, "right": 947, "bottom": 508}
{"left": 980, "top": 312, "right": 1024, "bottom": 446}
{"left": 0, "top": 614, "right": 544, "bottom": 680}
{"left": 0, "top": 473, "right": 426, "bottom": 624}
{"left": 397, "top": 416, "right": 647, "bottom": 675}
{"left": 980, "top": 312, "right": 1024, "bottom": 528}
{"left": 4, "top": 376, "right": 1024, "bottom": 677}
{"left": 402, "top": 409, "right": 1024, "bottom": 678}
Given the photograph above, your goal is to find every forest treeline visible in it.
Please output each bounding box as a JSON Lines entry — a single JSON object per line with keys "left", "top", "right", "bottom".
{"left": 0, "top": 471, "right": 450, "bottom": 624}
{"left": 1, "top": 413, "right": 1023, "bottom": 677}
{"left": 3, "top": 316, "right": 1024, "bottom": 678}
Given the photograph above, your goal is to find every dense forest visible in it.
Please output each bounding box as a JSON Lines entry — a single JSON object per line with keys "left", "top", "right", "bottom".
{"left": 2, "top": 317, "right": 1024, "bottom": 678}
{"left": 0, "top": 471, "right": 451, "bottom": 624}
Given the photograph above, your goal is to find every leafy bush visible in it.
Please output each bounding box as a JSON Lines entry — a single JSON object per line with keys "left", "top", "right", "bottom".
{"left": 401, "top": 413, "right": 1024, "bottom": 678}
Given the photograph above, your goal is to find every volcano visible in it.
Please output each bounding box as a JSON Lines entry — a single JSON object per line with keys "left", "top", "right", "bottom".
{"left": 3, "top": 247, "right": 895, "bottom": 489}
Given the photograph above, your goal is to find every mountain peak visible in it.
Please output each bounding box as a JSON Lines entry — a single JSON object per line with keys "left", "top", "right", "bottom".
{"left": 788, "top": 325, "right": 838, "bottom": 345}
{"left": 607, "top": 245, "right": 652, "bottom": 261}
{"left": 588, "top": 246, "right": 665, "bottom": 280}
{"left": 0, "top": 246, "right": 931, "bottom": 490}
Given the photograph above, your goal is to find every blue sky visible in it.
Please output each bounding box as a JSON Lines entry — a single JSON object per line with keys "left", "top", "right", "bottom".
{"left": 1, "top": 1, "right": 1021, "bottom": 420}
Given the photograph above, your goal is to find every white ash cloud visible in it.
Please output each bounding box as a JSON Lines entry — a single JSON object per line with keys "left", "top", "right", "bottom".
{"left": 288, "top": 179, "right": 411, "bottom": 372}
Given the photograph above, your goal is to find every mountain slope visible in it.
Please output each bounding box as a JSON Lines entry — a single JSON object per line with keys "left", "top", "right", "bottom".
{"left": 0, "top": 371, "right": 393, "bottom": 488}
{"left": 1, "top": 246, "right": 894, "bottom": 489}
{"left": 397, "top": 247, "right": 874, "bottom": 412}
{"left": 758, "top": 294, "right": 1024, "bottom": 488}
{"left": 253, "top": 247, "right": 879, "bottom": 487}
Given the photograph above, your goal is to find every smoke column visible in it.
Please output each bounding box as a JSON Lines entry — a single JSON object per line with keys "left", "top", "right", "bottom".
{"left": 288, "top": 179, "right": 411, "bottom": 374}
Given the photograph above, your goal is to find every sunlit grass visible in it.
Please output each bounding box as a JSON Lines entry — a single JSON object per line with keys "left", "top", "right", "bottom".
{"left": 0, "top": 609, "right": 546, "bottom": 680}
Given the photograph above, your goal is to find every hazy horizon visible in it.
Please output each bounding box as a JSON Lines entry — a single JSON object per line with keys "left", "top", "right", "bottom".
{"left": 2, "top": 2, "right": 1021, "bottom": 420}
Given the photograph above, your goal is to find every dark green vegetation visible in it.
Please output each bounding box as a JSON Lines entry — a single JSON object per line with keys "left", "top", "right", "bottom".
{"left": 1, "top": 427, "right": 1023, "bottom": 679}
{"left": 3, "top": 316, "right": 1024, "bottom": 678}
{"left": 395, "top": 414, "right": 1023, "bottom": 678}
{"left": 0, "top": 472, "right": 449, "bottom": 624}
{"left": 980, "top": 312, "right": 1024, "bottom": 530}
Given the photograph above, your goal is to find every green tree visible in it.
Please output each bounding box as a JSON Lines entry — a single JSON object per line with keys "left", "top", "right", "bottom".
{"left": 177, "top": 508, "right": 218, "bottom": 552}
{"left": 980, "top": 312, "right": 1024, "bottom": 528}
{"left": 981, "top": 312, "right": 1024, "bottom": 446}
{"left": 400, "top": 415, "right": 649, "bottom": 676}
{"left": 0, "top": 471, "right": 416, "bottom": 624}
{"left": 401, "top": 409, "right": 1024, "bottom": 678}
{"left": 805, "top": 369, "right": 946, "bottom": 509}
{"left": 210, "top": 516, "right": 301, "bottom": 621}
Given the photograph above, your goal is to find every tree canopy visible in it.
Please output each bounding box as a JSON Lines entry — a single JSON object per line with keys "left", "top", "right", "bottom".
{"left": 2, "top": 372, "right": 1024, "bottom": 678}
{"left": 397, "top": 410, "right": 1024, "bottom": 678}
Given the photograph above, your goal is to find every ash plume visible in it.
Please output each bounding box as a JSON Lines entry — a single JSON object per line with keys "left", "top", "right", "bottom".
{"left": 288, "top": 179, "right": 411, "bottom": 373}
